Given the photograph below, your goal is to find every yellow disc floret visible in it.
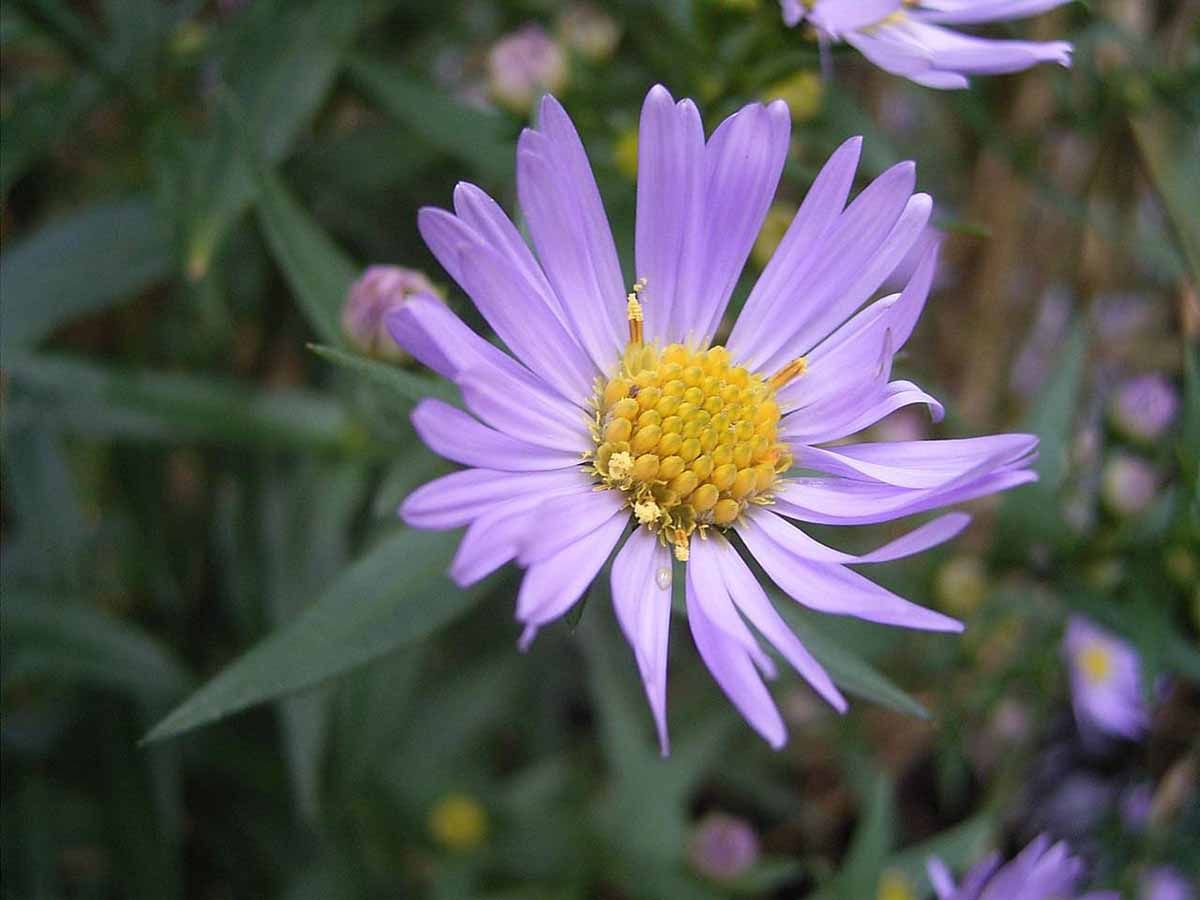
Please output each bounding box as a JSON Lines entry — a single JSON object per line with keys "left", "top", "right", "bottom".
{"left": 588, "top": 341, "right": 794, "bottom": 560}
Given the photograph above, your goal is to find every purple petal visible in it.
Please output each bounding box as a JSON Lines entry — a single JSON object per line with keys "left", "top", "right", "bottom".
{"left": 611, "top": 528, "right": 674, "bottom": 754}
{"left": 746, "top": 507, "right": 970, "bottom": 565}
{"left": 515, "top": 512, "right": 627, "bottom": 647}
{"left": 634, "top": 85, "right": 707, "bottom": 345}
{"left": 457, "top": 366, "right": 591, "bottom": 453}
{"left": 517, "top": 489, "right": 628, "bottom": 565}
{"left": 688, "top": 538, "right": 777, "bottom": 676}
{"left": 809, "top": 0, "right": 903, "bottom": 36}
{"left": 913, "top": 0, "right": 1075, "bottom": 25}
{"left": 739, "top": 515, "right": 963, "bottom": 631}
{"left": 401, "top": 467, "right": 591, "bottom": 530}
{"left": 781, "top": 379, "right": 944, "bottom": 446}
{"left": 516, "top": 97, "right": 627, "bottom": 371}
{"left": 678, "top": 100, "right": 791, "bottom": 344}
{"left": 709, "top": 536, "right": 848, "bottom": 711}
{"left": 727, "top": 136, "right": 862, "bottom": 366}
{"left": 686, "top": 545, "right": 787, "bottom": 748}
{"left": 411, "top": 399, "right": 583, "bottom": 472}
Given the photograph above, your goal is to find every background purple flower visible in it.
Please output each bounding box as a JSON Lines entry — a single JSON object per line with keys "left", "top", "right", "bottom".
{"left": 928, "top": 835, "right": 1119, "bottom": 900}
{"left": 782, "top": 0, "right": 1073, "bottom": 88}
{"left": 1064, "top": 616, "right": 1149, "bottom": 741}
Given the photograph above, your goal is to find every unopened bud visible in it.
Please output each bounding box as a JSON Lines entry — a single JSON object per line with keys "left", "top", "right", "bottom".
{"left": 342, "top": 266, "right": 439, "bottom": 361}
{"left": 688, "top": 813, "right": 759, "bottom": 881}
{"left": 1110, "top": 373, "right": 1179, "bottom": 443}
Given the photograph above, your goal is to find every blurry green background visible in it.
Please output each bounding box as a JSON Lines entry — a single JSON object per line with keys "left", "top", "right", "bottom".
{"left": 1, "top": 1, "right": 1197, "bottom": 898}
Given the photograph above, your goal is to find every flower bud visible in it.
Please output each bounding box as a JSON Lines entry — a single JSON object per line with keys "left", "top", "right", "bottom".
{"left": 556, "top": 4, "right": 620, "bottom": 62}
{"left": 487, "top": 25, "right": 568, "bottom": 114}
{"left": 342, "top": 266, "right": 439, "bottom": 361}
{"left": 1110, "top": 373, "right": 1179, "bottom": 443}
{"left": 688, "top": 813, "right": 759, "bottom": 881}
{"left": 428, "top": 793, "right": 488, "bottom": 852}
{"left": 1100, "top": 454, "right": 1158, "bottom": 517}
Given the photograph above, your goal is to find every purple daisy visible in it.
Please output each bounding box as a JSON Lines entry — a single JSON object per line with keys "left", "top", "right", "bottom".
{"left": 780, "top": 0, "right": 1074, "bottom": 89}
{"left": 1064, "top": 616, "right": 1149, "bottom": 741}
{"left": 387, "top": 85, "right": 1038, "bottom": 751}
{"left": 927, "top": 834, "right": 1118, "bottom": 900}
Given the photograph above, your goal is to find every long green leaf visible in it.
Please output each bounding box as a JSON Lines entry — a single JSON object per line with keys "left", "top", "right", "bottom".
{"left": 5, "top": 353, "right": 360, "bottom": 451}
{"left": 1, "top": 594, "right": 192, "bottom": 703}
{"left": 310, "top": 343, "right": 460, "bottom": 405}
{"left": 145, "top": 527, "right": 485, "bottom": 742}
{"left": 347, "top": 55, "right": 513, "bottom": 181}
{"left": 254, "top": 166, "right": 359, "bottom": 345}
{"left": 0, "top": 196, "right": 171, "bottom": 355}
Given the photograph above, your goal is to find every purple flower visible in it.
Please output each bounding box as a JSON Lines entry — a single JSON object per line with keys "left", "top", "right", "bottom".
{"left": 1100, "top": 454, "right": 1158, "bottom": 518}
{"left": 927, "top": 835, "right": 1119, "bottom": 900}
{"left": 387, "top": 85, "right": 1038, "bottom": 751}
{"left": 1141, "top": 867, "right": 1196, "bottom": 900}
{"left": 487, "top": 24, "right": 568, "bottom": 113}
{"left": 1064, "top": 616, "right": 1148, "bottom": 741}
{"left": 688, "top": 813, "right": 760, "bottom": 881}
{"left": 1110, "top": 374, "right": 1179, "bottom": 443}
{"left": 780, "top": 1, "right": 1073, "bottom": 89}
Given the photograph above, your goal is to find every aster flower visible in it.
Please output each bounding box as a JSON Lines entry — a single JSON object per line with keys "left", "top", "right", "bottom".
{"left": 780, "top": 0, "right": 1073, "bottom": 89}
{"left": 387, "top": 85, "right": 1038, "bottom": 751}
{"left": 926, "top": 834, "right": 1118, "bottom": 900}
{"left": 1064, "top": 616, "right": 1149, "bottom": 740}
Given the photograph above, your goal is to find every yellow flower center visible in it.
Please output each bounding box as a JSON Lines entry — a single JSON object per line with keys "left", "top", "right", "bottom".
{"left": 1078, "top": 643, "right": 1112, "bottom": 685}
{"left": 588, "top": 295, "right": 802, "bottom": 560}
{"left": 428, "top": 793, "right": 488, "bottom": 852}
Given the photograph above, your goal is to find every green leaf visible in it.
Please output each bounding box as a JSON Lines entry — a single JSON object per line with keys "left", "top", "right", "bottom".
{"left": 0, "top": 196, "right": 171, "bottom": 355}
{"left": 776, "top": 603, "right": 931, "bottom": 720}
{"left": 222, "top": 0, "right": 367, "bottom": 161}
{"left": 1, "top": 594, "right": 192, "bottom": 703}
{"left": 0, "top": 74, "right": 101, "bottom": 194}
{"left": 1130, "top": 109, "right": 1200, "bottom": 288}
{"left": 254, "top": 165, "right": 360, "bottom": 345}
{"left": 347, "top": 55, "right": 513, "bottom": 181}
{"left": 144, "top": 527, "right": 485, "bottom": 742}
{"left": 836, "top": 772, "right": 895, "bottom": 900}
{"left": 5, "top": 353, "right": 362, "bottom": 452}
{"left": 309, "top": 343, "right": 460, "bottom": 405}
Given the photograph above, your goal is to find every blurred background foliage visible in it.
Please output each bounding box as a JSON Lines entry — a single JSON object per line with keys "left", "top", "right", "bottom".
{"left": 1, "top": 0, "right": 1198, "bottom": 898}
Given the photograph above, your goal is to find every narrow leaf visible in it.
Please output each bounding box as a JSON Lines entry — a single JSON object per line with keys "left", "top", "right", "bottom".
{"left": 309, "top": 343, "right": 460, "bottom": 405}
{"left": 0, "top": 196, "right": 171, "bottom": 355}
{"left": 145, "top": 528, "right": 485, "bottom": 742}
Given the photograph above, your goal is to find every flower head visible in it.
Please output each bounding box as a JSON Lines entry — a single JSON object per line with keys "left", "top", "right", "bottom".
{"left": 487, "top": 24, "right": 568, "bottom": 113}
{"left": 1110, "top": 373, "right": 1179, "bottom": 443}
{"left": 927, "top": 835, "right": 1119, "bottom": 900}
{"left": 1064, "top": 616, "right": 1148, "bottom": 740}
{"left": 388, "top": 85, "right": 1038, "bottom": 751}
{"left": 781, "top": 1, "right": 1073, "bottom": 89}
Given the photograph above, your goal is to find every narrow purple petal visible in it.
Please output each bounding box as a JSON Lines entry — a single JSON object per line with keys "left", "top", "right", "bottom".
{"left": 635, "top": 84, "right": 707, "bottom": 345}
{"left": 517, "top": 489, "right": 628, "bottom": 565}
{"left": 401, "top": 468, "right": 591, "bottom": 530}
{"left": 747, "top": 507, "right": 970, "bottom": 565}
{"left": 710, "top": 536, "right": 848, "bottom": 712}
{"left": 457, "top": 367, "right": 591, "bottom": 453}
{"left": 515, "top": 512, "right": 627, "bottom": 647}
{"left": 914, "top": 0, "right": 1075, "bottom": 25}
{"left": 686, "top": 546, "right": 787, "bottom": 748}
{"left": 611, "top": 528, "right": 674, "bottom": 754}
{"left": 739, "top": 515, "right": 963, "bottom": 631}
{"left": 411, "top": 399, "right": 583, "bottom": 472}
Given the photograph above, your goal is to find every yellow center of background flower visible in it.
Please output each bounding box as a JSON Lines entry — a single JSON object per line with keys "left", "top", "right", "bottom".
{"left": 1079, "top": 643, "right": 1112, "bottom": 685}
{"left": 589, "top": 342, "right": 793, "bottom": 560}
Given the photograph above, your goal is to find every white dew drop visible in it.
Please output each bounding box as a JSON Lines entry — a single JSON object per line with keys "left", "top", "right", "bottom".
{"left": 655, "top": 567, "right": 672, "bottom": 591}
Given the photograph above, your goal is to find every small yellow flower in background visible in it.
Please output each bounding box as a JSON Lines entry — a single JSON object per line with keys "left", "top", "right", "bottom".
{"left": 556, "top": 3, "right": 620, "bottom": 63}
{"left": 934, "top": 556, "right": 988, "bottom": 618}
{"left": 613, "top": 128, "right": 639, "bottom": 181}
{"left": 428, "top": 793, "right": 488, "bottom": 852}
{"left": 764, "top": 70, "right": 824, "bottom": 122}
{"left": 877, "top": 868, "right": 917, "bottom": 900}
{"left": 752, "top": 203, "right": 796, "bottom": 269}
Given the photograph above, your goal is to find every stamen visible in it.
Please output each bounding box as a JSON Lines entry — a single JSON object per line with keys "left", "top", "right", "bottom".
{"left": 767, "top": 356, "right": 808, "bottom": 391}
{"left": 626, "top": 278, "right": 647, "bottom": 346}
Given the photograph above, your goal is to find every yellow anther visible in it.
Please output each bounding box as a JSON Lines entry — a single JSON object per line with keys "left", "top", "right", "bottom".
{"left": 634, "top": 498, "right": 661, "bottom": 525}
{"left": 730, "top": 468, "right": 757, "bottom": 500}
{"left": 691, "top": 455, "right": 714, "bottom": 480}
{"left": 691, "top": 483, "right": 719, "bottom": 512}
{"left": 612, "top": 397, "right": 640, "bottom": 420}
{"left": 659, "top": 456, "right": 686, "bottom": 480}
{"left": 607, "top": 451, "right": 634, "bottom": 482}
{"left": 713, "top": 499, "right": 741, "bottom": 525}
{"left": 767, "top": 356, "right": 808, "bottom": 390}
{"left": 672, "top": 532, "right": 690, "bottom": 561}
{"left": 632, "top": 425, "right": 662, "bottom": 454}
{"left": 638, "top": 387, "right": 662, "bottom": 410}
{"left": 633, "top": 454, "right": 660, "bottom": 481}
{"left": 712, "top": 463, "right": 737, "bottom": 491}
{"left": 670, "top": 471, "right": 699, "bottom": 498}
{"left": 605, "top": 417, "right": 633, "bottom": 444}
{"left": 602, "top": 378, "right": 630, "bottom": 408}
